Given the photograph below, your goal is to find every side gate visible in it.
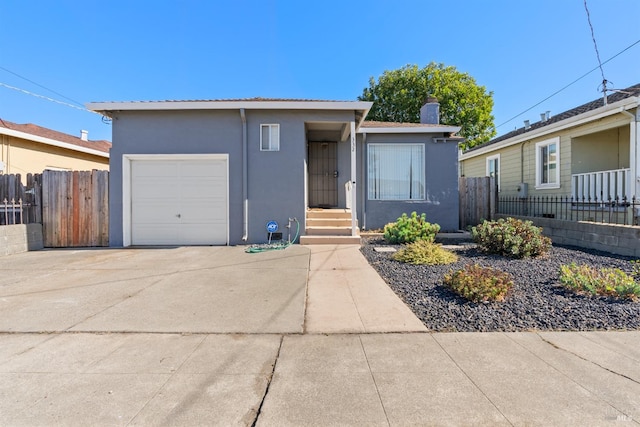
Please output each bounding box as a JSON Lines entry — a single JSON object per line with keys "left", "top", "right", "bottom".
{"left": 42, "top": 170, "right": 109, "bottom": 247}
{"left": 459, "top": 176, "right": 497, "bottom": 229}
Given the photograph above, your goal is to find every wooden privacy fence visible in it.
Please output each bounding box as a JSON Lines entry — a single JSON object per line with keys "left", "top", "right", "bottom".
{"left": 0, "top": 173, "right": 42, "bottom": 225}
{"left": 42, "top": 170, "right": 109, "bottom": 247}
{"left": 459, "top": 176, "right": 497, "bottom": 229}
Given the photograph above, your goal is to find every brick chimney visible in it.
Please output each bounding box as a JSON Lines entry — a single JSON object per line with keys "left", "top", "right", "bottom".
{"left": 420, "top": 96, "right": 439, "bottom": 124}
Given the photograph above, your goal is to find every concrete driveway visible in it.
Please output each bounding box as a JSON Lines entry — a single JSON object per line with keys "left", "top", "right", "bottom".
{"left": 1, "top": 246, "right": 639, "bottom": 426}
{"left": 0, "top": 246, "right": 309, "bottom": 333}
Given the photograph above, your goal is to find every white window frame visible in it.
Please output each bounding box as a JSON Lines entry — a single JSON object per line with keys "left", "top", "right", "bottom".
{"left": 486, "top": 154, "right": 501, "bottom": 192}
{"left": 535, "top": 137, "right": 560, "bottom": 189}
{"left": 367, "top": 143, "right": 426, "bottom": 201}
{"left": 260, "top": 124, "right": 280, "bottom": 151}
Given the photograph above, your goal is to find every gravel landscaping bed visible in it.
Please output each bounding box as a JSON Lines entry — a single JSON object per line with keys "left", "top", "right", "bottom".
{"left": 361, "top": 237, "right": 640, "bottom": 332}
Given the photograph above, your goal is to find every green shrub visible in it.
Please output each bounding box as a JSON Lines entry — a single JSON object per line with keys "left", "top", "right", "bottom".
{"left": 632, "top": 260, "right": 640, "bottom": 279}
{"left": 383, "top": 212, "right": 440, "bottom": 244}
{"left": 559, "top": 263, "right": 640, "bottom": 301}
{"left": 443, "top": 264, "right": 514, "bottom": 302}
{"left": 472, "top": 217, "right": 551, "bottom": 258}
{"left": 392, "top": 240, "right": 458, "bottom": 265}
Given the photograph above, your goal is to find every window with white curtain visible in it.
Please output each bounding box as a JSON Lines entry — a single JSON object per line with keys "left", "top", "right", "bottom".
{"left": 368, "top": 143, "right": 425, "bottom": 200}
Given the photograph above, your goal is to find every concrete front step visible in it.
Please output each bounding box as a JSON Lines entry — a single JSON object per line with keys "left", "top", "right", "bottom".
{"left": 303, "top": 209, "right": 360, "bottom": 244}
{"left": 306, "top": 218, "right": 355, "bottom": 227}
{"left": 299, "top": 235, "right": 362, "bottom": 245}
{"left": 307, "top": 209, "right": 352, "bottom": 220}
{"left": 306, "top": 226, "right": 360, "bottom": 236}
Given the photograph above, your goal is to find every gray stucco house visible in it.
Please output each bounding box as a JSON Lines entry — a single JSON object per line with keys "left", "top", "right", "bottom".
{"left": 88, "top": 98, "right": 461, "bottom": 246}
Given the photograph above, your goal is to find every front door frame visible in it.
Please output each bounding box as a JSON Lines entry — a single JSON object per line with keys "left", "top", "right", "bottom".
{"left": 308, "top": 141, "right": 339, "bottom": 208}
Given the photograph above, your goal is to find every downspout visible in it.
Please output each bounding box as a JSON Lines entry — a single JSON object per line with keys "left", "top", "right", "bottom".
{"left": 520, "top": 141, "right": 526, "bottom": 184}
{"left": 5, "top": 137, "right": 9, "bottom": 174}
{"left": 0, "top": 135, "right": 5, "bottom": 171}
{"left": 361, "top": 132, "right": 367, "bottom": 229}
{"left": 240, "top": 108, "right": 248, "bottom": 241}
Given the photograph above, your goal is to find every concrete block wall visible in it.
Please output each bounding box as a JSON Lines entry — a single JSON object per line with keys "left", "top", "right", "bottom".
{"left": 495, "top": 214, "right": 640, "bottom": 258}
{"left": 0, "top": 224, "right": 44, "bottom": 256}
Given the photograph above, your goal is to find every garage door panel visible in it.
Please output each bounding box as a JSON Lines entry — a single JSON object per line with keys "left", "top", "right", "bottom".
{"left": 133, "top": 161, "right": 179, "bottom": 177}
{"left": 132, "top": 225, "right": 182, "bottom": 245}
{"left": 181, "top": 160, "right": 226, "bottom": 176}
{"left": 180, "top": 180, "right": 226, "bottom": 199}
{"left": 130, "top": 157, "right": 228, "bottom": 246}
{"left": 180, "top": 204, "right": 227, "bottom": 223}
{"left": 132, "top": 205, "right": 181, "bottom": 223}
{"left": 180, "top": 225, "right": 227, "bottom": 245}
{"left": 134, "top": 186, "right": 182, "bottom": 200}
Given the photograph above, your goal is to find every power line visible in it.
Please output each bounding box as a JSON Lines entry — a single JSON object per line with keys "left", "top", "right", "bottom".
{"left": 0, "top": 66, "right": 85, "bottom": 108}
{"left": 0, "top": 82, "right": 100, "bottom": 115}
{"left": 584, "top": 0, "right": 606, "bottom": 86}
{"left": 496, "top": 38, "right": 640, "bottom": 129}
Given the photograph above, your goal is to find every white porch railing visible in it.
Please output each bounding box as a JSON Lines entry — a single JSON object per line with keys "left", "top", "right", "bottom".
{"left": 571, "top": 168, "right": 631, "bottom": 201}
{"left": 345, "top": 181, "right": 353, "bottom": 209}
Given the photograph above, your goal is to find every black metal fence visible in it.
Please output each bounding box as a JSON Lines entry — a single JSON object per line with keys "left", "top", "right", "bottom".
{"left": 497, "top": 196, "right": 640, "bottom": 226}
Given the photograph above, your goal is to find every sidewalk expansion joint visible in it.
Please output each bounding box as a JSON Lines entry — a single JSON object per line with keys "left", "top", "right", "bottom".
{"left": 359, "top": 335, "right": 391, "bottom": 426}
{"left": 250, "top": 334, "right": 283, "bottom": 427}
{"left": 431, "top": 335, "right": 515, "bottom": 426}
{"left": 537, "top": 334, "right": 640, "bottom": 386}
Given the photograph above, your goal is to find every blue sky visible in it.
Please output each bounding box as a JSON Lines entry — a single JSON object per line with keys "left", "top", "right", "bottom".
{"left": 1, "top": 0, "right": 639, "bottom": 142}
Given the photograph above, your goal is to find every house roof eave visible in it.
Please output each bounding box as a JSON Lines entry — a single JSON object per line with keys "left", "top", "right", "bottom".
{"left": 87, "top": 99, "right": 372, "bottom": 114}
{"left": 358, "top": 125, "right": 461, "bottom": 134}
{"left": 88, "top": 99, "right": 373, "bottom": 132}
{"left": 0, "top": 126, "right": 110, "bottom": 159}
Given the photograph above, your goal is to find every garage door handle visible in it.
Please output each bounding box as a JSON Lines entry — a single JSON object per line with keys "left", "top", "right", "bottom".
{"left": 176, "top": 214, "right": 181, "bottom": 218}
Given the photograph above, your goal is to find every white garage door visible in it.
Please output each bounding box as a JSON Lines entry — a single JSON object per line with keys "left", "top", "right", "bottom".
{"left": 130, "top": 157, "right": 228, "bottom": 245}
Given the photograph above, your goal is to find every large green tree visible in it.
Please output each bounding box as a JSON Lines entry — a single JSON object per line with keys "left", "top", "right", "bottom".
{"left": 359, "top": 63, "right": 496, "bottom": 149}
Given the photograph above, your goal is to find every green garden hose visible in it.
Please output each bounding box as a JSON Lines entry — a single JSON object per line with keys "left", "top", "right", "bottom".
{"left": 245, "top": 218, "right": 300, "bottom": 253}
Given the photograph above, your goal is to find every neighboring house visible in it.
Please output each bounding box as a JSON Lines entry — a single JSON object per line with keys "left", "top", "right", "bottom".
{"left": 88, "top": 98, "right": 462, "bottom": 246}
{"left": 460, "top": 83, "right": 640, "bottom": 202}
{"left": 0, "top": 120, "right": 111, "bottom": 182}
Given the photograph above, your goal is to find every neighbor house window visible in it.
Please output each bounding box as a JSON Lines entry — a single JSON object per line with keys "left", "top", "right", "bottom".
{"left": 486, "top": 154, "right": 500, "bottom": 192}
{"left": 535, "top": 137, "right": 560, "bottom": 188}
{"left": 260, "top": 124, "right": 280, "bottom": 151}
{"left": 368, "top": 143, "right": 425, "bottom": 200}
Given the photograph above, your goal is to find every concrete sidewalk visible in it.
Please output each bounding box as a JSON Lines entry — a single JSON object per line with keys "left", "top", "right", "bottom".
{"left": 259, "top": 332, "right": 640, "bottom": 426}
{"left": 1, "top": 331, "right": 638, "bottom": 425}
{"left": 0, "top": 245, "right": 638, "bottom": 425}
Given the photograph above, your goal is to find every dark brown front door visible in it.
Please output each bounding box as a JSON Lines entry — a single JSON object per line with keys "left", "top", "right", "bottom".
{"left": 308, "top": 142, "right": 338, "bottom": 207}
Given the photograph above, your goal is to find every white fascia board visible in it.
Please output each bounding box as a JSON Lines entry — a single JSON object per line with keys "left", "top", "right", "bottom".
{"left": 359, "top": 126, "right": 460, "bottom": 134}
{"left": 87, "top": 100, "right": 373, "bottom": 114}
{"left": 0, "top": 127, "right": 109, "bottom": 158}
{"left": 460, "top": 97, "right": 639, "bottom": 161}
